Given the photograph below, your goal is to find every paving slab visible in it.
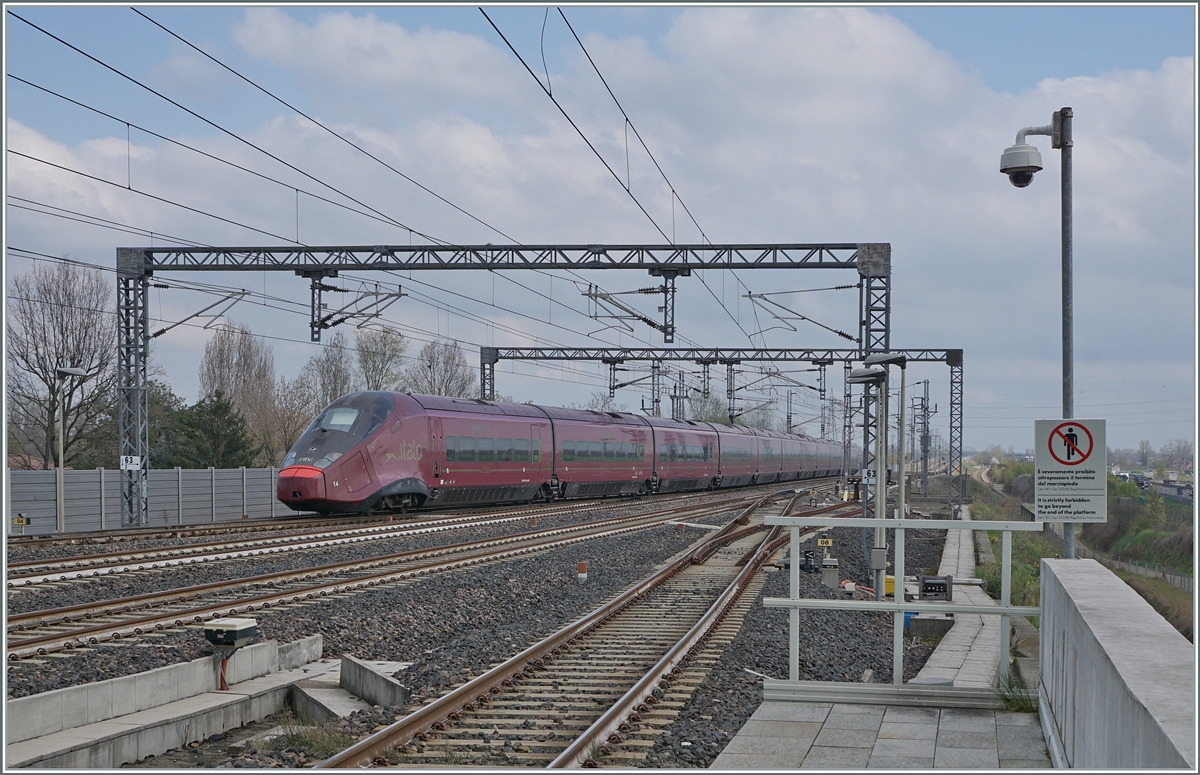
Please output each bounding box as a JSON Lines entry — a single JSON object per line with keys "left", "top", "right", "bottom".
{"left": 799, "top": 745, "right": 872, "bottom": 768}
{"left": 877, "top": 721, "right": 938, "bottom": 740}
{"left": 738, "top": 720, "right": 823, "bottom": 738}
{"left": 871, "top": 736, "right": 937, "bottom": 758}
{"left": 933, "top": 746, "right": 1000, "bottom": 768}
{"left": 867, "top": 755, "right": 935, "bottom": 768}
{"left": 712, "top": 702, "right": 1048, "bottom": 770}
{"left": 712, "top": 751, "right": 802, "bottom": 769}
{"left": 937, "top": 729, "right": 998, "bottom": 749}
{"left": 750, "top": 701, "right": 831, "bottom": 723}
{"left": 813, "top": 727, "right": 877, "bottom": 748}
{"left": 883, "top": 706, "right": 939, "bottom": 724}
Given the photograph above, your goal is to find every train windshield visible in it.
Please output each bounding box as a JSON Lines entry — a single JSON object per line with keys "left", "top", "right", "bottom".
{"left": 282, "top": 392, "right": 395, "bottom": 469}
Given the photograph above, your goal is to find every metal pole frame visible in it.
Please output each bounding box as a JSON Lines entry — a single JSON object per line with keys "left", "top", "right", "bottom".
{"left": 948, "top": 349, "right": 965, "bottom": 518}
{"left": 1058, "top": 107, "right": 1076, "bottom": 559}
{"left": 117, "top": 248, "right": 150, "bottom": 527}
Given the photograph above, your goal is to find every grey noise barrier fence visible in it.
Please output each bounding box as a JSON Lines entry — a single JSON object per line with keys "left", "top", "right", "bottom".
{"left": 7, "top": 467, "right": 305, "bottom": 535}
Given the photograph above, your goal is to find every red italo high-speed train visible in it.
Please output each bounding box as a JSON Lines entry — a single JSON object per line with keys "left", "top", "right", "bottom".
{"left": 277, "top": 391, "right": 845, "bottom": 515}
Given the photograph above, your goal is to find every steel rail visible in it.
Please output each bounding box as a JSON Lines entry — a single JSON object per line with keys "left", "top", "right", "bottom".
{"left": 6, "top": 497, "right": 760, "bottom": 660}
{"left": 6, "top": 495, "right": 760, "bottom": 631}
{"left": 313, "top": 494, "right": 778, "bottom": 768}
{"left": 8, "top": 484, "right": 787, "bottom": 578}
{"left": 550, "top": 526, "right": 787, "bottom": 767}
{"left": 5, "top": 501, "right": 603, "bottom": 581}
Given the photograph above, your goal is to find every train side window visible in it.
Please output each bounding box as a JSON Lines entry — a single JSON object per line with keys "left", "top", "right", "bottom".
{"left": 458, "top": 436, "right": 476, "bottom": 462}
{"left": 478, "top": 437, "right": 495, "bottom": 462}
{"left": 636, "top": 443, "right": 645, "bottom": 460}
{"left": 585, "top": 441, "right": 597, "bottom": 461}
{"left": 497, "top": 438, "right": 513, "bottom": 462}
{"left": 658, "top": 444, "right": 667, "bottom": 462}
{"left": 603, "top": 442, "right": 615, "bottom": 461}
{"left": 515, "top": 438, "right": 531, "bottom": 462}
{"left": 561, "top": 440, "right": 574, "bottom": 462}
{"left": 446, "top": 436, "right": 458, "bottom": 462}
{"left": 532, "top": 439, "right": 541, "bottom": 462}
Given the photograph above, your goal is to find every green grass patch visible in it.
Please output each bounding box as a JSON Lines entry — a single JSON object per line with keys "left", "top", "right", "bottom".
{"left": 1112, "top": 569, "right": 1193, "bottom": 642}
{"left": 974, "top": 517, "right": 1061, "bottom": 629}
{"left": 273, "top": 707, "right": 358, "bottom": 759}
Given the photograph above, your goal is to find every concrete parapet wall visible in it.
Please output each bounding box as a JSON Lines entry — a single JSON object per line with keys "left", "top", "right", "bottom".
{"left": 278, "top": 634, "right": 324, "bottom": 670}
{"left": 5, "top": 635, "right": 322, "bottom": 744}
{"left": 339, "top": 654, "right": 410, "bottom": 708}
{"left": 1040, "top": 559, "right": 1194, "bottom": 769}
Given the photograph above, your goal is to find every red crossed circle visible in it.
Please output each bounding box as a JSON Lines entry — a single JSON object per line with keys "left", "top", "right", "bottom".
{"left": 1049, "top": 422, "right": 1093, "bottom": 466}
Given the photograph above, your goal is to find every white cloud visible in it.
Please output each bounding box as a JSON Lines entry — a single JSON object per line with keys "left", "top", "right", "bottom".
{"left": 5, "top": 7, "right": 1193, "bottom": 450}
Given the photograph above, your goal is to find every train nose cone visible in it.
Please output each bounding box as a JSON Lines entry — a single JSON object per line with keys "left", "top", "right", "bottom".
{"left": 278, "top": 466, "right": 326, "bottom": 503}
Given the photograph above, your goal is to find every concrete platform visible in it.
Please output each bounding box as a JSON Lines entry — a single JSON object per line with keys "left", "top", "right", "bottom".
{"left": 6, "top": 660, "right": 340, "bottom": 768}
{"left": 711, "top": 701, "right": 1050, "bottom": 769}
{"left": 718, "top": 505, "right": 1049, "bottom": 769}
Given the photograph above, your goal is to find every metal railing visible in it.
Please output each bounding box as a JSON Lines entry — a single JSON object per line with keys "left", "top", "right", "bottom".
{"left": 762, "top": 516, "right": 1043, "bottom": 688}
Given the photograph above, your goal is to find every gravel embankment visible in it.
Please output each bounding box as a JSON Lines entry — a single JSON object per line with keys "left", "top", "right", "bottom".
{"left": 7, "top": 519, "right": 722, "bottom": 699}
{"left": 640, "top": 525, "right": 946, "bottom": 768}
{"left": 6, "top": 501, "right": 728, "bottom": 615}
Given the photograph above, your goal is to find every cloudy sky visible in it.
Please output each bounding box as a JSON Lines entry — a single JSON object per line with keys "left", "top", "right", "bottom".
{"left": 4, "top": 4, "right": 1195, "bottom": 454}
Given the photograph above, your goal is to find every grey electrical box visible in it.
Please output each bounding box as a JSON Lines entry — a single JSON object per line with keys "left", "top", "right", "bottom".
{"left": 821, "top": 557, "right": 840, "bottom": 589}
{"left": 918, "top": 574, "right": 953, "bottom": 602}
{"left": 204, "top": 617, "right": 258, "bottom": 649}
{"left": 870, "top": 547, "right": 888, "bottom": 571}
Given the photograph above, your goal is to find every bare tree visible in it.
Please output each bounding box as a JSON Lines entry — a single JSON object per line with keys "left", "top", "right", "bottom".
{"left": 1137, "top": 439, "right": 1154, "bottom": 468}
{"left": 197, "top": 321, "right": 275, "bottom": 431}
{"left": 258, "top": 374, "right": 321, "bottom": 465}
{"left": 687, "top": 392, "right": 728, "bottom": 424}
{"left": 299, "top": 330, "right": 360, "bottom": 408}
{"left": 1160, "top": 438, "right": 1193, "bottom": 470}
{"left": 402, "top": 340, "right": 477, "bottom": 398}
{"left": 570, "top": 391, "right": 628, "bottom": 413}
{"left": 6, "top": 260, "right": 118, "bottom": 469}
{"left": 356, "top": 328, "right": 408, "bottom": 391}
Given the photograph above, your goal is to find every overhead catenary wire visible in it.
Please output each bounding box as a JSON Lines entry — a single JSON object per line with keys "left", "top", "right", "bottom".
{"left": 7, "top": 248, "right": 618, "bottom": 389}
{"left": 130, "top": 8, "right": 518, "bottom": 245}
{"left": 124, "top": 10, "right": 660, "bottom": 350}
{"left": 7, "top": 75, "right": 423, "bottom": 235}
{"left": 13, "top": 9, "right": 711, "bottom": 360}
{"left": 556, "top": 8, "right": 760, "bottom": 337}
{"left": 9, "top": 150, "right": 303, "bottom": 244}
{"left": 8, "top": 10, "right": 439, "bottom": 244}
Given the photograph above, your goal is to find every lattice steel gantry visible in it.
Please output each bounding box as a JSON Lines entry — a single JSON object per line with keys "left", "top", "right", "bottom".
{"left": 110, "top": 241, "right": 968, "bottom": 528}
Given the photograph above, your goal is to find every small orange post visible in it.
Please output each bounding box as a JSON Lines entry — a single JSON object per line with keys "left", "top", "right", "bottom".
{"left": 530, "top": 517, "right": 538, "bottom": 527}
{"left": 577, "top": 561, "right": 588, "bottom": 584}
{"left": 219, "top": 657, "right": 229, "bottom": 690}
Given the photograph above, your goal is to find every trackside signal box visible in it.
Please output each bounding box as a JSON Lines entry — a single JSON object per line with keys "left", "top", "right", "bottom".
{"left": 917, "top": 574, "right": 953, "bottom": 602}
{"left": 204, "top": 617, "right": 258, "bottom": 649}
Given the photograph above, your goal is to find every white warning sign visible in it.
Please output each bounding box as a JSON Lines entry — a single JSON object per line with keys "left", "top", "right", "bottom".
{"left": 1035, "top": 419, "right": 1107, "bottom": 522}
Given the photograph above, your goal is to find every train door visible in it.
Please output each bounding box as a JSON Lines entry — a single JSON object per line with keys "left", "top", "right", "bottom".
{"left": 431, "top": 418, "right": 444, "bottom": 483}
{"left": 531, "top": 425, "right": 543, "bottom": 477}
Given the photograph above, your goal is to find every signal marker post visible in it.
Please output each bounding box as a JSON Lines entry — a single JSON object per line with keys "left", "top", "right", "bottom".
{"left": 1035, "top": 419, "right": 1107, "bottom": 524}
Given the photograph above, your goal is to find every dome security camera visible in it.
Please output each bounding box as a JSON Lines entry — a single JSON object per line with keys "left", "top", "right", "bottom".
{"left": 1000, "top": 142, "right": 1043, "bottom": 188}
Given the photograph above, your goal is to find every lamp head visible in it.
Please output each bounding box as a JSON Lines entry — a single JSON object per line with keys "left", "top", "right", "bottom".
{"left": 864, "top": 352, "right": 907, "bottom": 368}
{"left": 847, "top": 367, "right": 886, "bottom": 384}
{"left": 56, "top": 367, "right": 87, "bottom": 379}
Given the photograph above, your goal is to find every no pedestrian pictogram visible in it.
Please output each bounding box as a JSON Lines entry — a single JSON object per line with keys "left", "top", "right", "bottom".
{"left": 1034, "top": 419, "right": 1107, "bottom": 523}
{"left": 1047, "top": 422, "right": 1093, "bottom": 466}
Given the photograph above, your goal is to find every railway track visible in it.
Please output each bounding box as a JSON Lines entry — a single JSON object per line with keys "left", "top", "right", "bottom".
{"left": 5, "top": 501, "right": 609, "bottom": 587}
{"left": 6, "top": 483, "right": 822, "bottom": 586}
{"left": 6, "top": 490, "right": 787, "bottom": 661}
{"left": 317, "top": 492, "right": 858, "bottom": 769}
